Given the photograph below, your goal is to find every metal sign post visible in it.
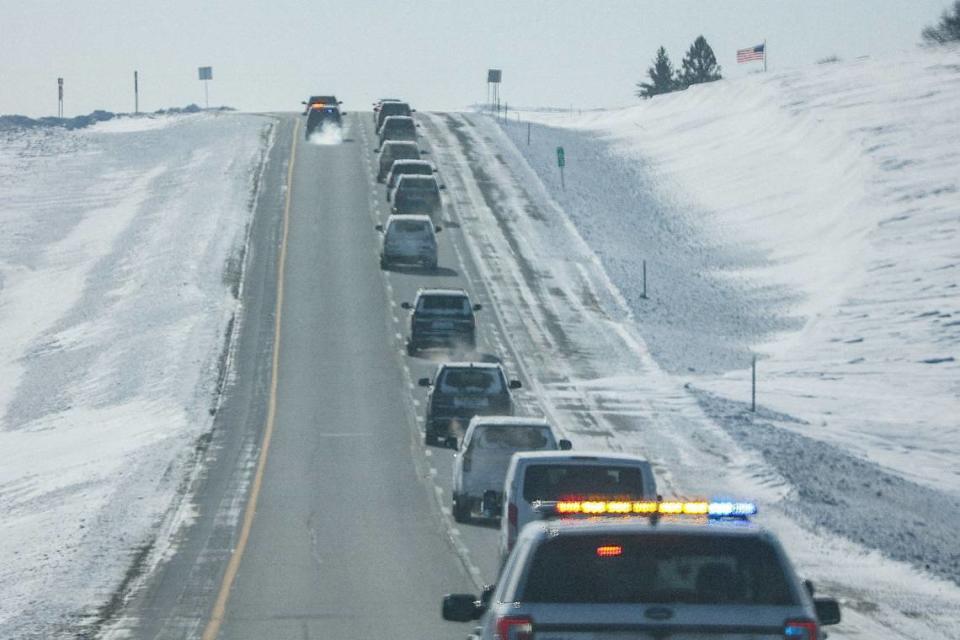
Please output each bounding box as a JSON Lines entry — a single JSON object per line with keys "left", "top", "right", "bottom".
{"left": 556, "top": 146, "right": 566, "bottom": 190}
{"left": 487, "top": 69, "right": 502, "bottom": 113}
{"left": 198, "top": 66, "right": 213, "bottom": 109}
{"left": 134, "top": 71, "right": 139, "bottom": 114}
{"left": 57, "top": 77, "right": 63, "bottom": 118}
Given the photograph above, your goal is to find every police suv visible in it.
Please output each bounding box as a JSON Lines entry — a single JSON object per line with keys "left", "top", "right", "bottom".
{"left": 443, "top": 500, "right": 842, "bottom": 640}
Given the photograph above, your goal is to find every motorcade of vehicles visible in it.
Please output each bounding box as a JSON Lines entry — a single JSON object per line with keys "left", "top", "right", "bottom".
{"left": 451, "top": 417, "right": 572, "bottom": 523}
{"left": 418, "top": 363, "right": 521, "bottom": 448}
{"left": 443, "top": 500, "right": 842, "bottom": 640}
{"left": 375, "top": 214, "right": 440, "bottom": 270}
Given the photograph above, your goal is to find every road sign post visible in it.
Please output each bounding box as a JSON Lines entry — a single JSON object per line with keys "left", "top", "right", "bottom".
{"left": 57, "top": 77, "right": 63, "bottom": 118}
{"left": 556, "top": 146, "right": 566, "bottom": 190}
{"left": 487, "top": 69, "right": 502, "bottom": 113}
{"left": 198, "top": 66, "right": 213, "bottom": 109}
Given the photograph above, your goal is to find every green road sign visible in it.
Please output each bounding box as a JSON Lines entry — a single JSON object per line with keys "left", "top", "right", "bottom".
{"left": 556, "top": 146, "right": 565, "bottom": 167}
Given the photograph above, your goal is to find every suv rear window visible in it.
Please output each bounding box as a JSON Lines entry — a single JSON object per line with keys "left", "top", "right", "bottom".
{"left": 389, "top": 220, "right": 430, "bottom": 234}
{"left": 399, "top": 178, "right": 438, "bottom": 192}
{"left": 438, "top": 368, "right": 504, "bottom": 394}
{"left": 382, "top": 103, "right": 411, "bottom": 116}
{"left": 521, "top": 534, "right": 795, "bottom": 606}
{"left": 473, "top": 425, "right": 551, "bottom": 450}
{"left": 418, "top": 295, "right": 469, "bottom": 314}
{"left": 522, "top": 464, "right": 645, "bottom": 502}
{"left": 387, "top": 119, "right": 416, "bottom": 134}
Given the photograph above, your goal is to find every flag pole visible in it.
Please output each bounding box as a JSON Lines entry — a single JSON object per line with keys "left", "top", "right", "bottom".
{"left": 763, "top": 39, "right": 768, "bottom": 72}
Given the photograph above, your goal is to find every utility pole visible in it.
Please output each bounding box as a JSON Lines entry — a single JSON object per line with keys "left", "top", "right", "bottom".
{"left": 57, "top": 77, "right": 64, "bottom": 118}
{"left": 134, "top": 71, "right": 139, "bottom": 114}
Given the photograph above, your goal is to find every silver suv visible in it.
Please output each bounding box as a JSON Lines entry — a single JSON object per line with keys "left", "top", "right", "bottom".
{"left": 443, "top": 510, "right": 841, "bottom": 640}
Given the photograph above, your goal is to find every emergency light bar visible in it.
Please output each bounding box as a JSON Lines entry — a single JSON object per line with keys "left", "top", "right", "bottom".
{"left": 539, "top": 499, "right": 757, "bottom": 519}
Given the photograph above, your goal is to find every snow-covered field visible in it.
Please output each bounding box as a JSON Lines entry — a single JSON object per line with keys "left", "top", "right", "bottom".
{"left": 501, "top": 47, "right": 960, "bottom": 507}
{"left": 0, "top": 113, "right": 273, "bottom": 637}
{"left": 454, "top": 45, "right": 960, "bottom": 637}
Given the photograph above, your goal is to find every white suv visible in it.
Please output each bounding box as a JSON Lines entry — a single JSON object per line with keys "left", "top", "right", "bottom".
{"left": 444, "top": 510, "right": 842, "bottom": 640}
{"left": 499, "top": 452, "right": 657, "bottom": 562}
{"left": 451, "top": 417, "right": 571, "bottom": 523}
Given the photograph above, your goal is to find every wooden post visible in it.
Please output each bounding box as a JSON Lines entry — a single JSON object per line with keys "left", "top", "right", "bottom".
{"left": 526, "top": 122, "right": 531, "bottom": 145}
{"left": 641, "top": 260, "right": 647, "bottom": 299}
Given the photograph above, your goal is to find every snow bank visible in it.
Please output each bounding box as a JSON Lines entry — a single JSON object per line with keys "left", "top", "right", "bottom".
{"left": 0, "top": 113, "right": 274, "bottom": 636}
{"left": 503, "top": 47, "right": 960, "bottom": 497}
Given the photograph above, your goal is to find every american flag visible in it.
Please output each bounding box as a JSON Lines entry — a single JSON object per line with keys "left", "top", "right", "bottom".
{"left": 737, "top": 43, "right": 765, "bottom": 64}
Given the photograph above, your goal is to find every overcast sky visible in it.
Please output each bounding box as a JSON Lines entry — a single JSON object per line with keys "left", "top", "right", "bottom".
{"left": 0, "top": 0, "right": 951, "bottom": 117}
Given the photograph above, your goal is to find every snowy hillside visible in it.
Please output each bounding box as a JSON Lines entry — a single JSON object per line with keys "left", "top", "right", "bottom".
{"left": 0, "top": 113, "right": 274, "bottom": 636}
{"left": 503, "top": 46, "right": 960, "bottom": 497}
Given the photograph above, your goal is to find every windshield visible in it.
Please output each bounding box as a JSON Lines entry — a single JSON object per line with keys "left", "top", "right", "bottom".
{"left": 388, "top": 220, "right": 431, "bottom": 235}
{"left": 394, "top": 163, "right": 432, "bottom": 177}
{"left": 398, "top": 178, "right": 438, "bottom": 193}
{"left": 521, "top": 534, "right": 795, "bottom": 606}
{"left": 472, "top": 425, "right": 552, "bottom": 450}
{"left": 522, "top": 464, "right": 646, "bottom": 502}
{"left": 381, "top": 102, "right": 411, "bottom": 116}
{"left": 384, "top": 144, "right": 420, "bottom": 161}
{"left": 386, "top": 119, "right": 416, "bottom": 134}
{"left": 417, "top": 295, "right": 470, "bottom": 315}
{"left": 438, "top": 368, "right": 504, "bottom": 394}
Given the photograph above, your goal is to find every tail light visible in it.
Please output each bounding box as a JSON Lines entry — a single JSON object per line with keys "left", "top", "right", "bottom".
{"left": 495, "top": 616, "right": 533, "bottom": 640}
{"left": 784, "top": 619, "right": 818, "bottom": 639}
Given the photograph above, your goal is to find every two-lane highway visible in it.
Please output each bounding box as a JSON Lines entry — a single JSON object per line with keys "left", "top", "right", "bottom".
{"left": 211, "top": 114, "right": 484, "bottom": 639}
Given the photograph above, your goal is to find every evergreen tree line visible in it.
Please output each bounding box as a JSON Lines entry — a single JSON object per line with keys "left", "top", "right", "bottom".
{"left": 636, "top": 36, "right": 722, "bottom": 99}
{"left": 922, "top": 0, "right": 960, "bottom": 44}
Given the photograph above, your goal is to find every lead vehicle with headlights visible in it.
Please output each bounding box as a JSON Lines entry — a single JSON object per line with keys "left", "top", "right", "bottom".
{"left": 418, "top": 362, "right": 521, "bottom": 447}
{"left": 444, "top": 501, "right": 842, "bottom": 640}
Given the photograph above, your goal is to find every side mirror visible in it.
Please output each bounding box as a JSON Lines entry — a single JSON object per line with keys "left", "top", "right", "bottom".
{"left": 814, "top": 598, "right": 841, "bottom": 626}
{"left": 338, "top": 100, "right": 343, "bottom": 104}
{"left": 411, "top": 108, "right": 417, "bottom": 112}
{"left": 804, "top": 580, "right": 815, "bottom": 597}
{"left": 472, "top": 304, "right": 483, "bottom": 311}
{"left": 418, "top": 377, "right": 432, "bottom": 387}
{"left": 401, "top": 302, "right": 412, "bottom": 309}
{"left": 480, "top": 584, "right": 495, "bottom": 606}
{"left": 445, "top": 436, "right": 459, "bottom": 450}
{"left": 509, "top": 380, "right": 522, "bottom": 390}
{"left": 439, "top": 184, "right": 447, "bottom": 190}
{"left": 341, "top": 111, "right": 348, "bottom": 115}
{"left": 375, "top": 224, "right": 384, "bottom": 232}
{"left": 373, "top": 148, "right": 380, "bottom": 153}
{"left": 559, "top": 439, "right": 573, "bottom": 451}
{"left": 301, "top": 101, "right": 307, "bottom": 105}
{"left": 435, "top": 225, "right": 443, "bottom": 233}
{"left": 441, "top": 593, "right": 482, "bottom": 622}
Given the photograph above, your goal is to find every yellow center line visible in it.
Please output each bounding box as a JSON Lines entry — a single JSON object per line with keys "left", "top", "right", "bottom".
{"left": 201, "top": 117, "right": 300, "bottom": 640}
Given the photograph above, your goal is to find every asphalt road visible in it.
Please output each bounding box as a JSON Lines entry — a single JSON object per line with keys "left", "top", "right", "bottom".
{"left": 112, "top": 112, "right": 518, "bottom": 639}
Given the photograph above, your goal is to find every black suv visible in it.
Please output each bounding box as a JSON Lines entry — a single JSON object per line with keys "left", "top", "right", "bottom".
{"left": 302, "top": 95, "right": 340, "bottom": 115}
{"left": 402, "top": 289, "right": 481, "bottom": 354}
{"left": 419, "top": 363, "right": 521, "bottom": 447}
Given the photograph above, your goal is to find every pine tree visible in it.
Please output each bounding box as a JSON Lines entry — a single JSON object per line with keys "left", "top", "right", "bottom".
{"left": 636, "top": 47, "right": 677, "bottom": 99}
{"left": 922, "top": 0, "right": 960, "bottom": 44}
{"left": 677, "top": 36, "right": 722, "bottom": 89}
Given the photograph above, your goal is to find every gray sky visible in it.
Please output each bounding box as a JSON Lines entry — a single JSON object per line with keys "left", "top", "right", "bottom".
{"left": 0, "top": 0, "right": 951, "bottom": 117}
